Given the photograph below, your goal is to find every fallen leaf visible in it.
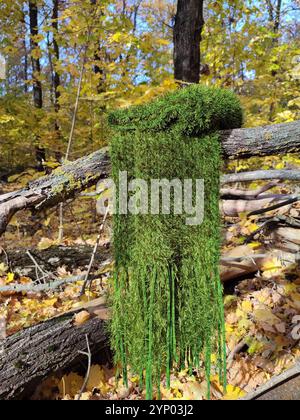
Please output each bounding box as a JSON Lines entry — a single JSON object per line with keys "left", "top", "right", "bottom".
{"left": 253, "top": 306, "right": 282, "bottom": 333}
{"left": 223, "top": 384, "right": 246, "bottom": 400}
{"left": 6, "top": 272, "right": 15, "bottom": 284}
{"left": 38, "top": 237, "right": 56, "bottom": 251}
{"left": 74, "top": 311, "right": 91, "bottom": 326}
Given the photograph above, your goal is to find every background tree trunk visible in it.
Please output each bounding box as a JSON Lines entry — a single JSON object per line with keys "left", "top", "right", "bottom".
{"left": 29, "top": 1, "right": 43, "bottom": 109}
{"left": 173, "top": 0, "right": 205, "bottom": 84}
{"left": 265, "top": 0, "right": 283, "bottom": 119}
{"left": 52, "top": 0, "right": 61, "bottom": 137}
{"left": 90, "top": 0, "right": 106, "bottom": 95}
{"left": 29, "top": 1, "right": 44, "bottom": 170}
{"left": 21, "top": 11, "right": 29, "bottom": 94}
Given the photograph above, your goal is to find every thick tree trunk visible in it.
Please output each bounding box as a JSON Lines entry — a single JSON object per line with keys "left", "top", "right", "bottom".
{"left": 173, "top": 0, "right": 205, "bottom": 84}
{"left": 0, "top": 312, "right": 109, "bottom": 400}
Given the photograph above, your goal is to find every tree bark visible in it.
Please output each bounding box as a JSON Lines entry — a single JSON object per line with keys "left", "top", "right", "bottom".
{"left": 29, "top": 1, "right": 43, "bottom": 109}
{"left": 52, "top": 0, "right": 61, "bottom": 136}
{"left": 221, "top": 120, "right": 300, "bottom": 159}
{"left": 0, "top": 312, "right": 109, "bottom": 400}
{"left": 173, "top": 0, "right": 205, "bottom": 84}
{"left": 242, "top": 363, "right": 300, "bottom": 400}
{"left": 21, "top": 10, "right": 29, "bottom": 94}
{"left": 90, "top": 0, "right": 106, "bottom": 95}
{"left": 222, "top": 170, "right": 300, "bottom": 184}
{"left": 0, "top": 120, "right": 299, "bottom": 236}
{"left": 29, "top": 1, "right": 44, "bottom": 170}
{"left": 0, "top": 148, "right": 110, "bottom": 236}
{"left": 0, "top": 244, "right": 111, "bottom": 280}
{"left": 274, "top": 0, "right": 282, "bottom": 33}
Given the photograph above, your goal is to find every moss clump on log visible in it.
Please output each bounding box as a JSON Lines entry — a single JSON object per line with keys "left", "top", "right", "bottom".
{"left": 109, "top": 85, "right": 243, "bottom": 399}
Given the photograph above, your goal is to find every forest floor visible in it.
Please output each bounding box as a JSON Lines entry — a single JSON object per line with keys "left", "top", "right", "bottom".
{"left": 0, "top": 158, "right": 299, "bottom": 400}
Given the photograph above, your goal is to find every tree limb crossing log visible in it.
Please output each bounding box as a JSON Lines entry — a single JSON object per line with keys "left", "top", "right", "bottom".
{"left": 0, "top": 312, "right": 109, "bottom": 400}
{"left": 221, "top": 120, "right": 300, "bottom": 159}
{"left": 0, "top": 244, "right": 111, "bottom": 280}
{"left": 0, "top": 120, "right": 299, "bottom": 237}
{"left": 0, "top": 148, "right": 110, "bottom": 236}
{"left": 222, "top": 170, "right": 300, "bottom": 184}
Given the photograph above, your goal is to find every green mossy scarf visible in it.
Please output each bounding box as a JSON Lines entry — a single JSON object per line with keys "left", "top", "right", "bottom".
{"left": 108, "top": 85, "right": 243, "bottom": 399}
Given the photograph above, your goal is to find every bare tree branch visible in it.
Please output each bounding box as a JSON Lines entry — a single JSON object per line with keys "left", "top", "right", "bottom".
{"left": 222, "top": 170, "right": 300, "bottom": 184}
{"left": 0, "top": 120, "right": 299, "bottom": 236}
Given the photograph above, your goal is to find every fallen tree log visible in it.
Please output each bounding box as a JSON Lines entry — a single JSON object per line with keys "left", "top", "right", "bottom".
{"left": 0, "top": 301, "right": 109, "bottom": 400}
{"left": 241, "top": 362, "right": 300, "bottom": 400}
{"left": 222, "top": 169, "right": 300, "bottom": 184}
{"left": 220, "top": 120, "right": 300, "bottom": 159}
{"left": 221, "top": 197, "right": 285, "bottom": 217}
{"left": 220, "top": 182, "right": 279, "bottom": 199}
{"left": 273, "top": 227, "right": 300, "bottom": 245}
{"left": 0, "top": 244, "right": 111, "bottom": 280}
{"left": 0, "top": 234, "right": 299, "bottom": 399}
{"left": 221, "top": 192, "right": 300, "bottom": 217}
{"left": 0, "top": 148, "right": 110, "bottom": 236}
{"left": 1, "top": 230, "right": 298, "bottom": 292}
{"left": 220, "top": 238, "right": 300, "bottom": 283}
{"left": 0, "top": 120, "right": 299, "bottom": 237}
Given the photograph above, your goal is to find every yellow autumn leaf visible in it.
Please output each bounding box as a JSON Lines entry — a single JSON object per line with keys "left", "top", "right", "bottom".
{"left": 74, "top": 310, "right": 91, "bottom": 326}
{"left": 253, "top": 307, "right": 281, "bottom": 326}
{"left": 43, "top": 298, "right": 58, "bottom": 307}
{"left": 275, "top": 162, "right": 285, "bottom": 170}
{"left": 38, "top": 237, "right": 57, "bottom": 251}
{"left": 111, "top": 32, "right": 123, "bottom": 42}
{"left": 157, "top": 39, "right": 170, "bottom": 46}
{"left": 86, "top": 365, "right": 110, "bottom": 394}
{"left": 248, "top": 223, "right": 260, "bottom": 233}
{"left": 43, "top": 217, "right": 52, "bottom": 227}
{"left": 210, "top": 353, "right": 217, "bottom": 364}
{"left": 241, "top": 300, "right": 253, "bottom": 313}
{"left": 248, "top": 242, "right": 262, "bottom": 250}
{"left": 261, "top": 257, "right": 283, "bottom": 276}
{"left": 6, "top": 272, "right": 15, "bottom": 284}
{"left": 31, "top": 48, "right": 42, "bottom": 60}
{"left": 58, "top": 373, "right": 84, "bottom": 398}
{"left": 181, "top": 381, "right": 206, "bottom": 400}
{"left": 223, "top": 384, "right": 246, "bottom": 400}
{"left": 225, "top": 323, "right": 235, "bottom": 333}
{"left": 284, "top": 283, "right": 298, "bottom": 294}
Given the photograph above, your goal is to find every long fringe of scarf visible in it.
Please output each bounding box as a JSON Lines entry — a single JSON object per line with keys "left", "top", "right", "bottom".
{"left": 109, "top": 85, "right": 243, "bottom": 399}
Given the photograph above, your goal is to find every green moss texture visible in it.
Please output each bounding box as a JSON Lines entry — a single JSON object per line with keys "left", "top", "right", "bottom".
{"left": 109, "top": 85, "right": 243, "bottom": 399}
